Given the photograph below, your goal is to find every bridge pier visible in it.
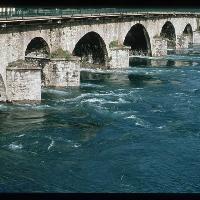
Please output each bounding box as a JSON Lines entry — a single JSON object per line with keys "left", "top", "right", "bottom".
{"left": 0, "top": 75, "right": 6, "bottom": 102}
{"left": 193, "top": 30, "right": 200, "bottom": 44}
{"left": 6, "top": 60, "right": 41, "bottom": 103}
{"left": 152, "top": 37, "right": 168, "bottom": 57}
{"left": 176, "top": 34, "right": 192, "bottom": 54}
{"left": 109, "top": 47, "right": 131, "bottom": 68}
{"left": 42, "top": 57, "right": 80, "bottom": 87}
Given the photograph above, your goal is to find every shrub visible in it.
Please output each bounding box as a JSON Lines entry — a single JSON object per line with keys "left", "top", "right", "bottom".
{"left": 50, "top": 48, "right": 72, "bottom": 60}
{"left": 109, "top": 40, "right": 124, "bottom": 48}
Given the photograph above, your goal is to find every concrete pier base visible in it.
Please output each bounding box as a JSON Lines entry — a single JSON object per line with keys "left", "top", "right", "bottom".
{"left": 0, "top": 75, "right": 6, "bottom": 102}
{"left": 193, "top": 31, "right": 200, "bottom": 44}
{"left": 43, "top": 57, "right": 80, "bottom": 87}
{"left": 176, "top": 34, "right": 192, "bottom": 54}
{"left": 152, "top": 37, "right": 167, "bottom": 57}
{"left": 109, "top": 47, "right": 131, "bottom": 68}
{"left": 6, "top": 60, "right": 41, "bottom": 103}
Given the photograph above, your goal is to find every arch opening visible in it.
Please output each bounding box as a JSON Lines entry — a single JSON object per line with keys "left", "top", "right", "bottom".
{"left": 73, "top": 32, "right": 108, "bottom": 67}
{"left": 183, "top": 24, "right": 193, "bottom": 35}
{"left": 160, "top": 21, "right": 176, "bottom": 52}
{"left": 123, "top": 24, "right": 152, "bottom": 56}
{"left": 183, "top": 23, "right": 193, "bottom": 45}
{"left": 25, "top": 37, "right": 50, "bottom": 58}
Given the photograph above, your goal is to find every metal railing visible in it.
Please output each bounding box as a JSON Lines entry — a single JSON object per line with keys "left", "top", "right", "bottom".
{"left": 0, "top": 8, "right": 131, "bottom": 19}
{"left": 0, "top": 8, "right": 198, "bottom": 20}
{"left": 0, "top": 8, "right": 199, "bottom": 20}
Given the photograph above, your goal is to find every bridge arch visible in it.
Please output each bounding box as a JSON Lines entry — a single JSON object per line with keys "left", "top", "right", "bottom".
{"left": 160, "top": 21, "right": 176, "bottom": 50}
{"left": 183, "top": 23, "right": 193, "bottom": 42}
{"left": 183, "top": 23, "right": 193, "bottom": 35}
{"left": 123, "top": 23, "right": 152, "bottom": 56}
{"left": 182, "top": 23, "right": 193, "bottom": 48}
{"left": 72, "top": 31, "right": 108, "bottom": 66}
{"left": 25, "top": 37, "right": 50, "bottom": 58}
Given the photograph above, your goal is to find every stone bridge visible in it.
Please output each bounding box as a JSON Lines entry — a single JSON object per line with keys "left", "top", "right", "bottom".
{"left": 0, "top": 12, "right": 200, "bottom": 102}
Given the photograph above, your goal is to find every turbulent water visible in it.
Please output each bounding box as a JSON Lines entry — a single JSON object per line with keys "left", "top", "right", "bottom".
{"left": 1, "top": 51, "right": 200, "bottom": 192}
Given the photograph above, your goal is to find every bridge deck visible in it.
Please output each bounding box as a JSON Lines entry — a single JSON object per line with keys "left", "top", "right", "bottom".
{"left": 0, "top": 11, "right": 199, "bottom": 24}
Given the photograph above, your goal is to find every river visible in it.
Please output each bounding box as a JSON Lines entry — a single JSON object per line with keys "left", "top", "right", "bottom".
{"left": 1, "top": 49, "right": 200, "bottom": 192}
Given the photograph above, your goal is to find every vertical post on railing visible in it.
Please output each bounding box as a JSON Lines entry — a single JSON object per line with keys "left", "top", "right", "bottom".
{"left": 22, "top": 9, "right": 24, "bottom": 19}
{"left": 5, "top": 9, "right": 7, "bottom": 20}
{"left": 61, "top": 9, "right": 62, "bottom": 17}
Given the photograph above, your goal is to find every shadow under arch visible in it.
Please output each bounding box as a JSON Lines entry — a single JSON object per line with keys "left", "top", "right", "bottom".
{"left": 183, "top": 23, "right": 193, "bottom": 35}
{"left": 123, "top": 23, "right": 152, "bottom": 56}
{"left": 25, "top": 37, "right": 50, "bottom": 58}
{"left": 72, "top": 31, "right": 108, "bottom": 67}
{"left": 183, "top": 23, "right": 193, "bottom": 45}
{"left": 0, "top": 74, "right": 6, "bottom": 102}
{"left": 160, "top": 21, "right": 176, "bottom": 52}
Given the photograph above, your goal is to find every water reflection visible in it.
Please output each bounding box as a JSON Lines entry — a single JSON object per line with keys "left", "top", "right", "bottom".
{"left": 128, "top": 74, "right": 163, "bottom": 87}
{"left": 129, "top": 57, "right": 151, "bottom": 67}
{"left": 80, "top": 71, "right": 111, "bottom": 82}
{"left": 0, "top": 107, "right": 46, "bottom": 134}
{"left": 130, "top": 56, "right": 194, "bottom": 68}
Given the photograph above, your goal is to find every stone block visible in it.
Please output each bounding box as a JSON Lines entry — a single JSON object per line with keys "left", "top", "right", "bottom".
{"left": 43, "top": 57, "right": 80, "bottom": 87}
{"left": 0, "top": 74, "right": 6, "bottom": 102}
{"left": 176, "top": 34, "right": 192, "bottom": 54}
{"left": 6, "top": 60, "right": 41, "bottom": 103}
{"left": 109, "top": 47, "right": 130, "bottom": 68}
{"left": 152, "top": 37, "right": 167, "bottom": 57}
{"left": 193, "top": 31, "right": 200, "bottom": 44}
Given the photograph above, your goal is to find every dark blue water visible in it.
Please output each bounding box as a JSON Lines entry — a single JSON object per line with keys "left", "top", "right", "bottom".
{"left": 1, "top": 53, "right": 200, "bottom": 192}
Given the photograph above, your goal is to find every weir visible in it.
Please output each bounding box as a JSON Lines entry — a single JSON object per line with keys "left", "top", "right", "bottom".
{"left": 0, "top": 10, "right": 199, "bottom": 103}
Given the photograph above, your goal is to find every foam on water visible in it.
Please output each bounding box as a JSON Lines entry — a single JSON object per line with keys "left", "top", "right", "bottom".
{"left": 81, "top": 98, "right": 105, "bottom": 104}
{"left": 151, "top": 109, "right": 164, "bottom": 113}
{"left": 8, "top": 142, "right": 23, "bottom": 151}
{"left": 125, "top": 115, "right": 137, "bottom": 119}
{"left": 47, "top": 140, "right": 55, "bottom": 151}
{"left": 72, "top": 143, "right": 81, "bottom": 148}
{"left": 16, "top": 134, "right": 25, "bottom": 138}
{"left": 81, "top": 83, "right": 104, "bottom": 88}
{"left": 130, "top": 55, "right": 163, "bottom": 60}
{"left": 118, "top": 98, "right": 130, "bottom": 104}
{"left": 57, "top": 91, "right": 127, "bottom": 103}
{"left": 58, "top": 93, "right": 91, "bottom": 103}
{"left": 2, "top": 45, "right": 200, "bottom": 192}
{"left": 80, "top": 97, "right": 129, "bottom": 105}
{"left": 124, "top": 115, "right": 151, "bottom": 128}
{"left": 81, "top": 68, "right": 134, "bottom": 75}
{"left": 157, "top": 126, "right": 166, "bottom": 129}
{"left": 42, "top": 88, "right": 70, "bottom": 95}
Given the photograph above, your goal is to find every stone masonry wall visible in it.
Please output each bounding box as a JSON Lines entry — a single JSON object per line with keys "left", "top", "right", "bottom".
{"left": 176, "top": 34, "right": 192, "bottom": 54}
{"left": 0, "top": 75, "right": 6, "bottom": 102}
{"left": 43, "top": 58, "right": 80, "bottom": 87}
{"left": 6, "top": 61, "right": 41, "bottom": 103}
{"left": 193, "top": 31, "right": 200, "bottom": 44}
{"left": 151, "top": 37, "right": 168, "bottom": 57}
{"left": 109, "top": 47, "right": 130, "bottom": 68}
